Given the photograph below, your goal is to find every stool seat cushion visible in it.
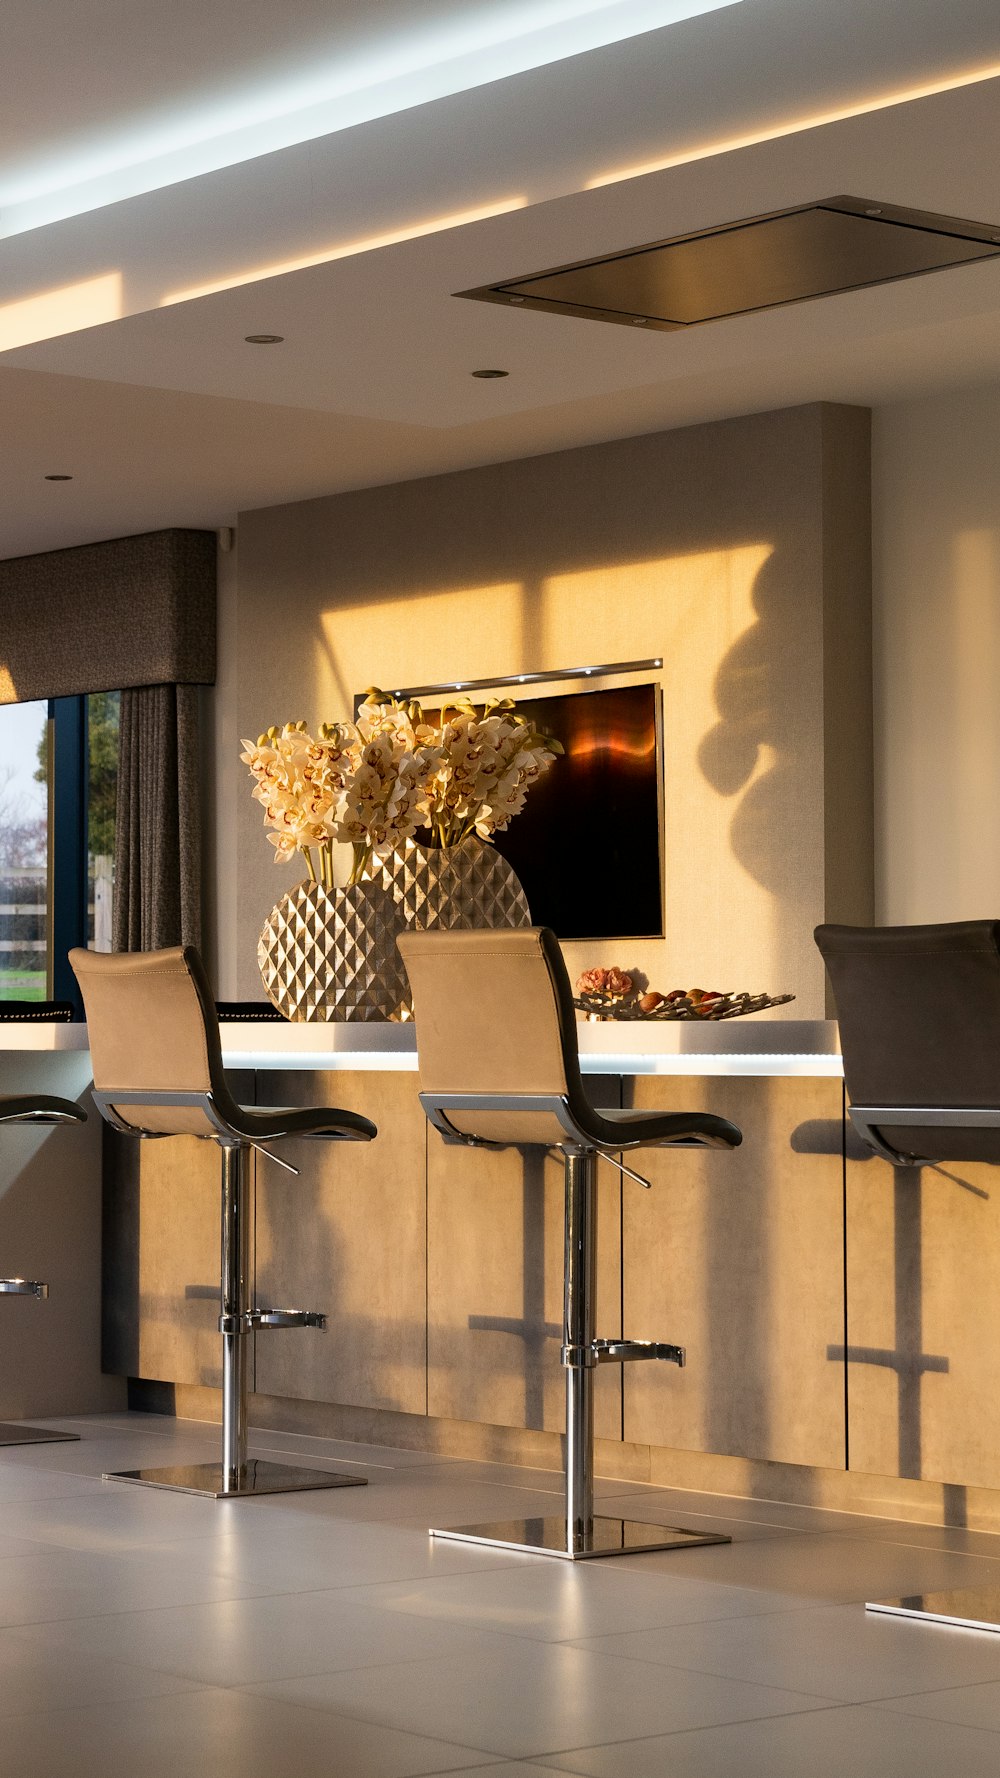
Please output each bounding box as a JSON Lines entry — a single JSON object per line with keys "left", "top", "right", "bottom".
{"left": 0, "top": 1095, "right": 85, "bottom": 1125}
{"left": 584, "top": 1106, "right": 741, "bottom": 1150}
{"left": 400, "top": 928, "right": 743, "bottom": 1152}
{"left": 70, "top": 946, "right": 378, "bottom": 1145}
{"left": 233, "top": 1104, "right": 376, "bottom": 1143}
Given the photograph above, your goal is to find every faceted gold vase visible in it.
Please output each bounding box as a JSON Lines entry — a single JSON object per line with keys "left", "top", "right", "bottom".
{"left": 259, "top": 840, "right": 530, "bottom": 1023}
{"left": 377, "top": 837, "right": 531, "bottom": 1016}
{"left": 258, "top": 878, "right": 408, "bottom": 1022}
{"left": 376, "top": 836, "right": 530, "bottom": 932}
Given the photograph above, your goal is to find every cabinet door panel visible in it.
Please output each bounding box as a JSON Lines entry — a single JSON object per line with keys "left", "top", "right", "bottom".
{"left": 253, "top": 1070, "right": 427, "bottom": 1415}
{"left": 426, "top": 1079, "right": 622, "bottom": 1439}
{"left": 624, "top": 1074, "right": 845, "bottom": 1469}
{"left": 846, "top": 1138, "right": 1000, "bottom": 1489}
{"left": 103, "top": 1128, "right": 223, "bottom": 1389}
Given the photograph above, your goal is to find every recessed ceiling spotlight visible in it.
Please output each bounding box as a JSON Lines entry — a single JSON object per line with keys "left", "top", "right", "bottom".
{"left": 245, "top": 333, "right": 284, "bottom": 344}
{"left": 509, "top": 296, "right": 525, "bottom": 305}
{"left": 44, "top": 473, "right": 73, "bottom": 481}
{"left": 471, "top": 368, "right": 508, "bottom": 378}
{"left": 631, "top": 317, "right": 648, "bottom": 325}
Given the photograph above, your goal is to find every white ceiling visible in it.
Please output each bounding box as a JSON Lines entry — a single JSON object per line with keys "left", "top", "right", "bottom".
{"left": 3, "top": 0, "right": 1000, "bottom": 559}
{"left": 1, "top": 0, "right": 736, "bottom": 235}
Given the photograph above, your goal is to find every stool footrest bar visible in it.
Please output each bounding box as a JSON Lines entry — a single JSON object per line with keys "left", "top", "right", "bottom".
{"left": 561, "top": 1337, "right": 685, "bottom": 1368}
{"left": 220, "top": 1307, "right": 327, "bottom": 1333}
{"left": 593, "top": 1337, "right": 685, "bottom": 1366}
{"left": 252, "top": 1308, "right": 327, "bottom": 1330}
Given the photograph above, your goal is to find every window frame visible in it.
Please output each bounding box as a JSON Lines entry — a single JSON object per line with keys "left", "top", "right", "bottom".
{"left": 48, "top": 695, "right": 91, "bottom": 1016}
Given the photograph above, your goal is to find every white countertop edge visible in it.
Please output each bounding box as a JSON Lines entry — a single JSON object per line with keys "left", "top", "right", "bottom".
{"left": 0, "top": 1018, "right": 844, "bottom": 1078}
{"left": 218, "top": 1049, "right": 844, "bottom": 1076}
{"left": 0, "top": 1027, "right": 90, "bottom": 1050}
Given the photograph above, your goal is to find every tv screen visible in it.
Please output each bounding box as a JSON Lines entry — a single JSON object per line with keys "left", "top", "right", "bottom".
{"left": 489, "top": 682, "right": 663, "bottom": 941}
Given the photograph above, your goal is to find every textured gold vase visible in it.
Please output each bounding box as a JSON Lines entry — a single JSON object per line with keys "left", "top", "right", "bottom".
{"left": 376, "top": 837, "right": 531, "bottom": 1015}
{"left": 259, "top": 840, "right": 530, "bottom": 1023}
{"left": 258, "top": 878, "right": 408, "bottom": 1022}
{"left": 377, "top": 836, "right": 530, "bottom": 930}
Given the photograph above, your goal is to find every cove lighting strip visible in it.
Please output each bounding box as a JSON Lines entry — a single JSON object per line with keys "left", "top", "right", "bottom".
{"left": 390, "top": 658, "right": 663, "bottom": 699}
{"left": 0, "top": 1, "right": 740, "bottom": 240}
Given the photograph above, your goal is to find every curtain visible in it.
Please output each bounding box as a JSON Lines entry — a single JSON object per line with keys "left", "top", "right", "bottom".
{"left": 112, "top": 684, "right": 202, "bottom": 952}
{"left": 0, "top": 529, "right": 216, "bottom": 704}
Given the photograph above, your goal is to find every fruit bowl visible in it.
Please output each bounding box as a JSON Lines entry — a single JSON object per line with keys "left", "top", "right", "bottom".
{"left": 573, "top": 988, "right": 795, "bottom": 1021}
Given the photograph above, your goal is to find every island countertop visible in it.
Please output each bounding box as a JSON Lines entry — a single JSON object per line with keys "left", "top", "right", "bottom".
{"left": 0, "top": 1017, "right": 843, "bottom": 1077}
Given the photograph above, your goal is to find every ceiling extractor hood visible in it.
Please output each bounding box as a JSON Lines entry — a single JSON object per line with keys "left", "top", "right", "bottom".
{"left": 457, "top": 196, "right": 1000, "bottom": 331}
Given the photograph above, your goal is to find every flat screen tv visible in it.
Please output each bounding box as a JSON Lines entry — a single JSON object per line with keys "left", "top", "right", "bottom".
{"left": 489, "top": 682, "right": 663, "bottom": 941}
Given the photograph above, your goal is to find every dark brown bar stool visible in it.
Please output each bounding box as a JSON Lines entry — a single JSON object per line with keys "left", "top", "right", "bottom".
{"left": 70, "top": 944, "right": 377, "bottom": 1499}
{"left": 399, "top": 925, "right": 742, "bottom": 1561}
{"left": 0, "top": 1093, "right": 86, "bottom": 1447}
{"left": 817, "top": 918, "right": 1000, "bottom": 1634}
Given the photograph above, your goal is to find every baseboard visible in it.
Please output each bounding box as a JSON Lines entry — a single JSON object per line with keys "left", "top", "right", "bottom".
{"left": 125, "top": 1377, "right": 1000, "bottom": 1535}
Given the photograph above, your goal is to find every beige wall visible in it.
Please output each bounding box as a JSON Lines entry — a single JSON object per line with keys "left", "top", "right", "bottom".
{"left": 221, "top": 403, "right": 872, "bottom": 1014}
{"left": 873, "top": 382, "right": 1000, "bottom": 924}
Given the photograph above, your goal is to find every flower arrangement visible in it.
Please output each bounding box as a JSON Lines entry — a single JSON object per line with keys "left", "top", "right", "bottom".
{"left": 241, "top": 688, "right": 562, "bottom": 886}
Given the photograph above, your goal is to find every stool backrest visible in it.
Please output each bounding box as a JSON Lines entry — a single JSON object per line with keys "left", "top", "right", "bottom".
{"left": 398, "top": 926, "right": 585, "bottom": 1146}
{"left": 815, "top": 920, "right": 1000, "bottom": 1163}
{"left": 70, "top": 945, "right": 229, "bottom": 1137}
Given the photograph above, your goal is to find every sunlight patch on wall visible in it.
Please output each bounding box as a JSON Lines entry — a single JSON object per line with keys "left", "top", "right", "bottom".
{"left": 317, "top": 581, "right": 528, "bottom": 723}
{"left": 540, "top": 545, "right": 778, "bottom": 986}
{"left": 0, "top": 272, "right": 122, "bottom": 352}
{"left": 160, "top": 198, "right": 527, "bottom": 306}
{"left": 947, "top": 527, "right": 1000, "bottom": 911}
{"left": 314, "top": 543, "right": 776, "bottom": 986}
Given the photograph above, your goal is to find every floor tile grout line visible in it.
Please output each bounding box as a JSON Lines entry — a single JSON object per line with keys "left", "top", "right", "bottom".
{"left": 233, "top": 1681, "right": 854, "bottom": 1765}
{"left": 0, "top": 1682, "right": 232, "bottom": 1730}
{"left": 7, "top": 1605, "right": 856, "bottom": 1702}
{"left": 857, "top": 1685, "right": 1000, "bottom": 1723}
{"left": 0, "top": 1551, "right": 554, "bottom": 1624}
{"left": 504, "top": 1698, "right": 894, "bottom": 1765}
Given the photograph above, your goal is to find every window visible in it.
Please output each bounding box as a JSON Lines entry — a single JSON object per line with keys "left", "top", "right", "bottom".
{"left": 0, "top": 700, "right": 49, "bottom": 1000}
{"left": 87, "top": 690, "right": 120, "bottom": 951}
{"left": 0, "top": 692, "right": 119, "bottom": 1004}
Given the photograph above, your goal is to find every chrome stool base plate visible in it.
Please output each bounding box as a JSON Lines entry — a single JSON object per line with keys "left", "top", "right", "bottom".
{"left": 0, "top": 1423, "right": 80, "bottom": 1447}
{"left": 868, "top": 1590, "right": 1000, "bottom": 1633}
{"left": 431, "top": 1515, "right": 731, "bottom": 1560}
{"left": 104, "top": 1458, "right": 368, "bottom": 1498}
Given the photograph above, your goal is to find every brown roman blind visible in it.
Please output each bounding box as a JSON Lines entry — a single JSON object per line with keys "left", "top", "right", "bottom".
{"left": 0, "top": 528, "right": 216, "bottom": 702}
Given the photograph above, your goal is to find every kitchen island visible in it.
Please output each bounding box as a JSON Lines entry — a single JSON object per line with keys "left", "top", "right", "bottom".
{"left": 5, "top": 1019, "right": 999, "bottom": 1529}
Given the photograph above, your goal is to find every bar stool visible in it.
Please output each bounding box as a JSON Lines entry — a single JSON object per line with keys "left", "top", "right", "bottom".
{"left": 398, "top": 926, "right": 743, "bottom": 1561}
{"left": 0, "top": 1094, "right": 86, "bottom": 1448}
{"left": 70, "top": 944, "right": 377, "bottom": 1499}
{"left": 817, "top": 918, "right": 1000, "bottom": 1634}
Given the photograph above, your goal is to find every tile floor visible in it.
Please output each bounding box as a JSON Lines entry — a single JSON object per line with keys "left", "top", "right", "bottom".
{"left": 0, "top": 1413, "right": 1000, "bottom": 1774}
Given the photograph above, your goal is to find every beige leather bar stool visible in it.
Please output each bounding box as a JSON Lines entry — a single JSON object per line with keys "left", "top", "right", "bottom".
{"left": 0, "top": 1094, "right": 86, "bottom": 1448}
{"left": 818, "top": 919, "right": 1000, "bottom": 1635}
{"left": 399, "top": 926, "right": 743, "bottom": 1561}
{"left": 70, "top": 945, "right": 377, "bottom": 1499}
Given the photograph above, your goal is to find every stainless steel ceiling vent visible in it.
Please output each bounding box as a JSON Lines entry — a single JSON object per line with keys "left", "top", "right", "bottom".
{"left": 457, "top": 197, "right": 1000, "bottom": 332}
